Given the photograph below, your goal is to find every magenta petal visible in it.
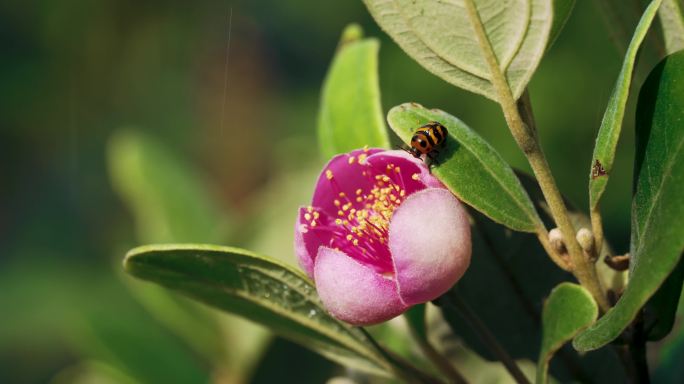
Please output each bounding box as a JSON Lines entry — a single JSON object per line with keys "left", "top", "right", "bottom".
{"left": 314, "top": 247, "right": 408, "bottom": 325}
{"left": 389, "top": 188, "right": 471, "bottom": 305}
{"left": 367, "top": 150, "right": 444, "bottom": 189}
{"left": 312, "top": 148, "right": 383, "bottom": 215}
{"left": 295, "top": 206, "right": 336, "bottom": 278}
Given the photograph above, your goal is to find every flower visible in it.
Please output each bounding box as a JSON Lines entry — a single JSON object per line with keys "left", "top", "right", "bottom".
{"left": 295, "top": 148, "right": 471, "bottom": 325}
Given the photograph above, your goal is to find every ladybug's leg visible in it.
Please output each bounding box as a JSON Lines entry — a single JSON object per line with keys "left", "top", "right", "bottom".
{"left": 424, "top": 155, "right": 433, "bottom": 173}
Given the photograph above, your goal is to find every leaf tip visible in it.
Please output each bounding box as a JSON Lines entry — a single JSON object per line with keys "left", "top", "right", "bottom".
{"left": 571, "top": 321, "right": 611, "bottom": 352}
{"left": 122, "top": 243, "right": 185, "bottom": 274}
{"left": 340, "top": 23, "right": 364, "bottom": 46}
{"left": 570, "top": 332, "right": 591, "bottom": 352}
{"left": 122, "top": 245, "right": 151, "bottom": 274}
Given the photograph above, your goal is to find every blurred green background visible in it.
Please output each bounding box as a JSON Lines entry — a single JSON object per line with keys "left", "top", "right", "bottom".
{"left": 2, "top": 1, "right": 681, "bottom": 383}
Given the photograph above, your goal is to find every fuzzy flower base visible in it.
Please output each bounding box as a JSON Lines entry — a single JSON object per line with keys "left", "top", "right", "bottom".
{"left": 295, "top": 148, "right": 471, "bottom": 325}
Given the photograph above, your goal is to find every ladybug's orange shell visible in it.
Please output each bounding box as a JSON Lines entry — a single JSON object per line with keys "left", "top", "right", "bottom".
{"left": 410, "top": 122, "right": 447, "bottom": 155}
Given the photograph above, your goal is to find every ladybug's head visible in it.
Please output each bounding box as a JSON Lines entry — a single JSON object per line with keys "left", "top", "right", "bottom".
{"left": 409, "top": 147, "right": 422, "bottom": 158}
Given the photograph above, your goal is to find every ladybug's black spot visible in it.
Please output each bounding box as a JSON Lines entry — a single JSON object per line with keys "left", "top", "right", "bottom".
{"left": 432, "top": 128, "right": 443, "bottom": 143}
{"left": 422, "top": 130, "right": 436, "bottom": 146}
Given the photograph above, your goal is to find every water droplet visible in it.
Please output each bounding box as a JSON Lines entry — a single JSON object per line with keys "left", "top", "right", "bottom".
{"left": 308, "top": 309, "right": 317, "bottom": 318}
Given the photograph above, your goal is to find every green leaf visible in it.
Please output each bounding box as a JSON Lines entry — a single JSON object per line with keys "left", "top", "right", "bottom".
{"left": 123, "top": 244, "right": 391, "bottom": 376}
{"left": 574, "top": 50, "right": 684, "bottom": 351}
{"left": 536, "top": 283, "right": 598, "bottom": 384}
{"left": 108, "top": 129, "right": 228, "bottom": 244}
{"left": 659, "top": 0, "right": 684, "bottom": 54}
{"left": 644, "top": 258, "right": 684, "bottom": 340}
{"left": 588, "top": 0, "right": 663, "bottom": 210}
{"left": 548, "top": 0, "right": 576, "bottom": 49}
{"left": 387, "top": 103, "right": 542, "bottom": 232}
{"left": 363, "top": 0, "right": 553, "bottom": 101}
{"left": 317, "top": 24, "right": 389, "bottom": 158}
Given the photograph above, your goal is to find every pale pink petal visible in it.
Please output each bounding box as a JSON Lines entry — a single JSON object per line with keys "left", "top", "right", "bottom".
{"left": 314, "top": 247, "right": 408, "bottom": 325}
{"left": 388, "top": 188, "right": 471, "bottom": 305}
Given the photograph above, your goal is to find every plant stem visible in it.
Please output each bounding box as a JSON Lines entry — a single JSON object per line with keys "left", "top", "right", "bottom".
{"left": 516, "top": 92, "right": 610, "bottom": 312}
{"left": 463, "top": 0, "right": 610, "bottom": 311}
{"left": 358, "top": 327, "right": 444, "bottom": 384}
{"left": 444, "top": 293, "right": 530, "bottom": 384}
{"left": 590, "top": 204, "right": 605, "bottom": 258}
{"left": 614, "top": 314, "right": 651, "bottom": 384}
{"left": 629, "top": 314, "right": 651, "bottom": 384}
{"left": 404, "top": 313, "right": 469, "bottom": 384}
{"left": 615, "top": 345, "right": 638, "bottom": 383}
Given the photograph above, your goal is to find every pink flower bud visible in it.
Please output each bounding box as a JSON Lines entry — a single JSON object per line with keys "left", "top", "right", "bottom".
{"left": 295, "top": 149, "right": 471, "bottom": 325}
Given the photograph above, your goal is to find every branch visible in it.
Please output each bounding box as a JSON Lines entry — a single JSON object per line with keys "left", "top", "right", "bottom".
{"left": 463, "top": 0, "right": 610, "bottom": 311}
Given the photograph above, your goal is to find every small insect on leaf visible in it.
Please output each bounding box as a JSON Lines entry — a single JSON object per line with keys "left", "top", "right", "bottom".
{"left": 404, "top": 121, "right": 448, "bottom": 173}
{"left": 591, "top": 159, "right": 607, "bottom": 179}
